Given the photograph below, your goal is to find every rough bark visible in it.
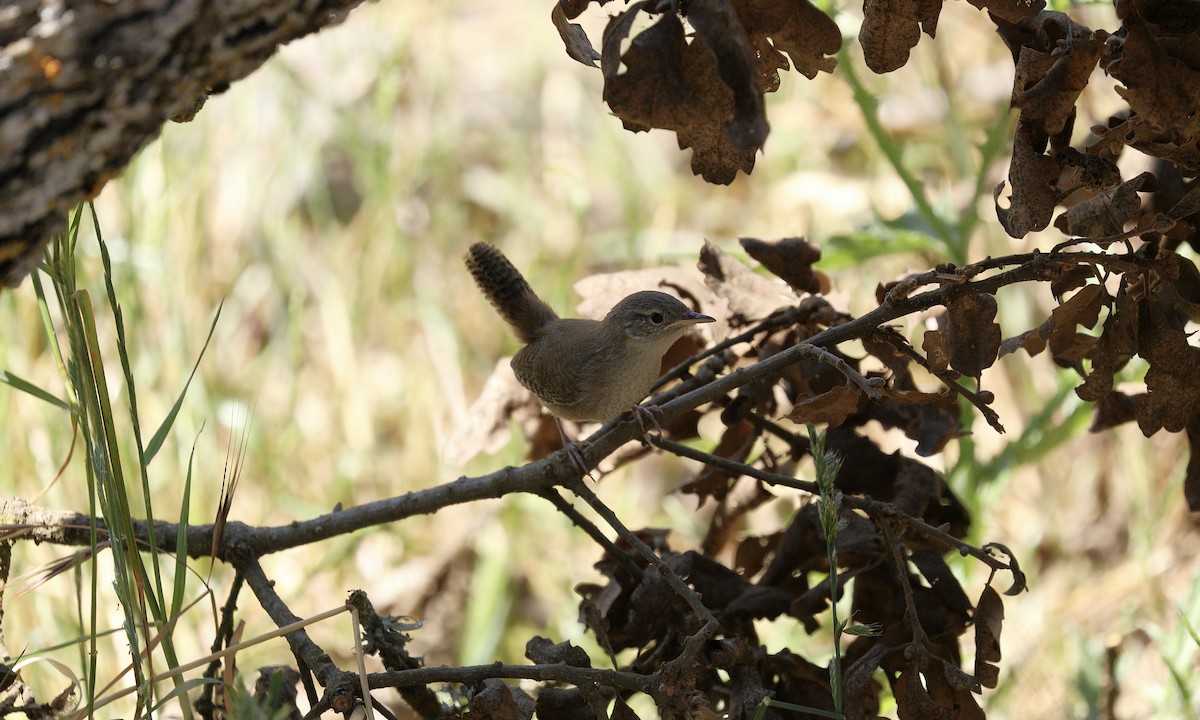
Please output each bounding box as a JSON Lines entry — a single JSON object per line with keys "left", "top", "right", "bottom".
{"left": 0, "top": 0, "right": 367, "bottom": 287}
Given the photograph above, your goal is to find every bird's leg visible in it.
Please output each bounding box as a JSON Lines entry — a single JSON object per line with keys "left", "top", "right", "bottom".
{"left": 556, "top": 417, "right": 596, "bottom": 481}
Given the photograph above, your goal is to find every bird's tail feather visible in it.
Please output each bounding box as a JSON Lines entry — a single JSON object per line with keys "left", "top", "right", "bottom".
{"left": 464, "top": 243, "right": 559, "bottom": 343}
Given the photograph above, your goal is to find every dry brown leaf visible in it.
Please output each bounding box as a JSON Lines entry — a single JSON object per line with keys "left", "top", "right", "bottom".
{"left": 788, "top": 383, "right": 863, "bottom": 426}
{"left": 998, "top": 325, "right": 1048, "bottom": 359}
{"left": 731, "top": 0, "right": 841, "bottom": 80}
{"left": 601, "top": 4, "right": 764, "bottom": 184}
{"left": 1054, "top": 171, "right": 1154, "bottom": 238}
{"left": 679, "top": 418, "right": 757, "bottom": 501}
{"left": 1105, "top": 0, "right": 1200, "bottom": 172}
{"left": 922, "top": 328, "right": 951, "bottom": 372}
{"left": 1134, "top": 296, "right": 1200, "bottom": 435}
{"left": 860, "top": 0, "right": 941, "bottom": 74}
{"left": 469, "top": 679, "right": 530, "bottom": 720}
{"left": 698, "top": 239, "right": 793, "bottom": 323}
{"left": 525, "top": 637, "right": 592, "bottom": 667}
{"left": 1089, "top": 389, "right": 1138, "bottom": 431}
{"left": 1046, "top": 283, "right": 1105, "bottom": 363}
{"left": 552, "top": 4, "right": 601, "bottom": 67}
{"left": 687, "top": 0, "right": 770, "bottom": 153}
{"left": 1186, "top": 410, "right": 1200, "bottom": 511}
{"left": 1012, "top": 21, "right": 1105, "bottom": 136}
{"left": 443, "top": 359, "right": 540, "bottom": 464}
{"left": 1077, "top": 286, "right": 1137, "bottom": 402}
{"left": 974, "top": 585, "right": 1005, "bottom": 689}
{"left": 739, "top": 236, "right": 824, "bottom": 294}
{"left": 995, "top": 116, "right": 1061, "bottom": 238}
{"left": 942, "top": 293, "right": 1001, "bottom": 378}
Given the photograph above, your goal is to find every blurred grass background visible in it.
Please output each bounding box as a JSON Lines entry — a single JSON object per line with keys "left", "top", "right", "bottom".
{"left": 1, "top": 0, "right": 1198, "bottom": 717}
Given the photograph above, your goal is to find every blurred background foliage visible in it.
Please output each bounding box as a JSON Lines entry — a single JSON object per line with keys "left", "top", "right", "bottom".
{"left": 1, "top": 0, "right": 1198, "bottom": 717}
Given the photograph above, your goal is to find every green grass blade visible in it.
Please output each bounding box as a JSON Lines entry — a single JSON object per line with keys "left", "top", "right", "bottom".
{"left": 0, "top": 368, "right": 71, "bottom": 410}
{"left": 172, "top": 439, "right": 199, "bottom": 619}
{"left": 144, "top": 298, "right": 224, "bottom": 466}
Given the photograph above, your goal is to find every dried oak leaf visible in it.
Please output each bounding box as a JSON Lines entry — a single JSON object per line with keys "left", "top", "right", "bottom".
{"left": 601, "top": 3, "right": 766, "bottom": 184}
{"left": 997, "top": 324, "right": 1047, "bottom": 358}
{"left": 534, "top": 687, "right": 590, "bottom": 720}
{"left": 469, "top": 679, "right": 530, "bottom": 720}
{"left": 967, "top": 0, "right": 1044, "bottom": 24}
{"left": 730, "top": 0, "right": 841, "bottom": 82}
{"left": 1077, "top": 285, "right": 1138, "bottom": 402}
{"left": 611, "top": 697, "right": 642, "bottom": 720}
{"left": 788, "top": 383, "right": 863, "bottom": 426}
{"left": 1057, "top": 146, "right": 1123, "bottom": 197}
{"left": 444, "top": 359, "right": 543, "bottom": 463}
{"left": 895, "top": 665, "right": 985, "bottom": 720}
{"left": 1186, "top": 409, "right": 1200, "bottom": 511}
{"left": 1090, "top": 389, "right": 1138, "bottom": 431}
{"left": 1050, "top": 262, "right": 1096, "bottom": 301}
{"left": 761, "top": 650, "right": 840, "bottom": 715}
{"left": 863, "top": 331, "right": 968, "bottom": 453}
{"left": 1001, "top": 283, "right": 1105, "bottom": 363}
{"left": 1047, "top": 283, "right": 1105, "bottom": 362}
{"left": 942, "top": 293, "right": 1001, "bottom": 378}
{"left": 557, "top": 0, "right": 610, "bottom": 20}
{"left": 680, "top": 418, "right": 757, "bottom": 501}
{"left": 1010, "top": 18, "right": 1105, "bottom": 137}
{"left": 974, "top": 585, "right": 1004, "bottom": 689}
{"left": 525, "top": 637, "right": 592, "bottom": 667}
{"left": 552, "top": 4, "right": 601, "bottom": 67}
{"left": 860, "top": 0, "right": 942, "bottom": 74}
{"left": 922, "top": 329, "right": 952, "bottom": 372}
{"left": 1158, "top": 249, "right": 1200, "bottom": 323}
{"left": 687, "top": 0, "right": 770, "bottom": 152}
{"left": 734, "top": 531, "right": 781, "bottom": 579}
{"left": 843, "top": 642, "right": 888, "bottom": 719}
{"left": 1055, "top": 171, "right": 1154, "bottom": 239}
{"left": 1104, "top": 0, "right": 1200, "bottom": 172}
{"left": 711, "top": 638, "right": 773, "bottom": 717}
{"left": 739, "top": 236, "right": 826, "bottom": 294}
{"left": 872, "top": 386, "right": 962, "bottom": 456}
{"left": 698, "top": 239, "right": 794, "bottom": 323}
{"left": 1134, "top": 285, "right": 1200, "bottom": 435}
{"left": 995, "top": 116, "right": 1061, "bottom": 237}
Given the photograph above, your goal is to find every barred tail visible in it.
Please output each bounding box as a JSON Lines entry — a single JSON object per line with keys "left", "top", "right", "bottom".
{"left": 464, "top": 243, "right": 558, "bottom": 343}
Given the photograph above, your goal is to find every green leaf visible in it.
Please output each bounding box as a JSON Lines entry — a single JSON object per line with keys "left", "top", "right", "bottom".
{"left": 145, "top": 298, "right": 224, "bottom": 465}
{"left": 0, "top": 369, "right": 71, "bottom": 410}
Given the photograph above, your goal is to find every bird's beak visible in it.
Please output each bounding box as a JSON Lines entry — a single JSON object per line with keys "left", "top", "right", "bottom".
{"left": 677, "top": 312, "right": 715, "bottom": 326}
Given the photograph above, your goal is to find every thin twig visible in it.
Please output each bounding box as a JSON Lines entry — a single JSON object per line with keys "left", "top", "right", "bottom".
{"left": 880, "top": 520, "right": 928, "bottom": 647}
{"left": 653, "top": 305, "right": 810, "bottom": 390}
{"left": 538, "top": 488, "right": 641, "bottom": 578}
{"left": 650, "top": 437, "right": 1016, "bottom": 575}
{"left": 565, "top": 476, "right": 718, "bottom": 626}
{"left": 368, "top": 662, "right": 656, "bottom": 695}
{"left": 794, "top": 342, "right": 885, "bottom": 400}
{"left": 871, "top": 327, "right": 1005, "bottom": 432}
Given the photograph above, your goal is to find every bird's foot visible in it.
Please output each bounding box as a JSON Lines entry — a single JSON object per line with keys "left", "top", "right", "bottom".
{"left": 556, "top": 418, "right": 596, "bottom": 481}
{"left": 632, "top": 403, "right": 666, "bottom": 445}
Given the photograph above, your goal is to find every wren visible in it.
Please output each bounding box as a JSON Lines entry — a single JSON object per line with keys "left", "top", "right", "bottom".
{"left": 464, "top": 243, "right": 714, "bottom": 425}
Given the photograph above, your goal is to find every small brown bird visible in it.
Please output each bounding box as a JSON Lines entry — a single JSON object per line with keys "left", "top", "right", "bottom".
{"left": 464, "top": 243, "right": 714, "bottom": 427}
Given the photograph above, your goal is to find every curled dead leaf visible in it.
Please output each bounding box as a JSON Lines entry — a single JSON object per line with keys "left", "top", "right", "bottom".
{"left": 942, "top": 293, "right": 1001, "bottom": 378}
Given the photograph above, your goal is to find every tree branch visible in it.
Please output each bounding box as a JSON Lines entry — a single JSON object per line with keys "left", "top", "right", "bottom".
{"left": 0, "top": 0, "right": 369, "bottom": 287}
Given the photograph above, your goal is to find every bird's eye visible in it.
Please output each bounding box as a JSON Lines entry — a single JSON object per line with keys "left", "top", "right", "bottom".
{"left": 650, "top": 311, "right": 665, "bottom": 324}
